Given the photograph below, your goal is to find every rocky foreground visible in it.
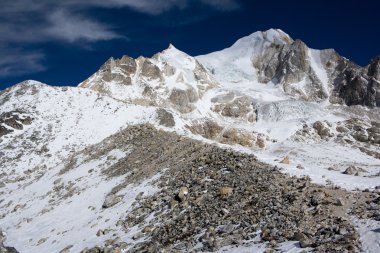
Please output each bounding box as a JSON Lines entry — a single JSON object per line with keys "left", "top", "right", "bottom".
{"left": 18, "top": 124, "right": 373, "bottom": 253}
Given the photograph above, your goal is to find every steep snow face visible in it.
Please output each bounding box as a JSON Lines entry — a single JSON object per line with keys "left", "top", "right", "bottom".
{"left": 197, "top": 29, "right": 334, "bottom": 103}
{"left": 196, "top": 29, "right": 293, "bottom": 83}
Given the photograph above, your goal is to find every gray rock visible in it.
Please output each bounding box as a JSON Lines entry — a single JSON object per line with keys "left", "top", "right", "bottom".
{"left": 299, "top": 239, "right": 313, "bottom": 248}
{"left": 156, "top": 109, "right": 175, "bottom": 127}
{"left": 169, "top": 88, "right": 198, "bottom": 113}
{"left": 140, "top": 59, "right": 162, "bottom": 81}
{"left": 343, "top": 165, "right": 367, "bottom": 175}
{"left": 102, "top": 194, "right": 122, "bottom": 208}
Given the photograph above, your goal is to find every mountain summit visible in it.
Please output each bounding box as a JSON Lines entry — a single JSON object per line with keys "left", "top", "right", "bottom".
{"left": 1, "top": 29, "right": 380, "bottom": 253}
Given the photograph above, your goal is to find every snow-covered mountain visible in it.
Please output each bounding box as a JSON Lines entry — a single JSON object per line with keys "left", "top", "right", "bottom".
{"left": 1, "top": 29, "right": 380, "bottom": 253}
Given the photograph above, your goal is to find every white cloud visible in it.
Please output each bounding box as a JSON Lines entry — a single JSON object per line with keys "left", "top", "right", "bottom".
{"left": 45, "top": 10, "right": 124, "bottom": 43}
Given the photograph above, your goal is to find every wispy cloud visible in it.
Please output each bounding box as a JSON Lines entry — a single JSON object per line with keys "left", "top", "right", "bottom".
{"left": 0, "top": 47, "right": 45, "bottom": 78}
{"left": 45, "top": 10, "right": 124, "bottom": 43}
{"left": 201, "top": 0, "right": 240, "bottom": 11}
{"left": 0, "top": 0, "right": 240, "bottom": 78}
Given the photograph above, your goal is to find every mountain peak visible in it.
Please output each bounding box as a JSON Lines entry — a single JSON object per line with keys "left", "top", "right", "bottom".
{"left": 159, "top": 43, "right": 187, "bottom": 57}
{"left": 167, "top": 43, "right": 176, "bottom": 50}
{"left": 231, "top": 28, "right": 293, "bottom": 49}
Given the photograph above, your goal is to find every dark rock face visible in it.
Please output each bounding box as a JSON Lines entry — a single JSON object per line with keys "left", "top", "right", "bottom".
{"left": 318, "top": 51, "right": 380, "bottom": 107}
{"left": 366, "top": 57, "right": 380, "bottom": 106}
{"left": 254, "top": 35, "right": 380, "bottom": 107}
{"left": 332, "top": 59, "right": 380, "bottom": 106}
{"left": 255, "top": 39, "right": 327, "bottom": 101}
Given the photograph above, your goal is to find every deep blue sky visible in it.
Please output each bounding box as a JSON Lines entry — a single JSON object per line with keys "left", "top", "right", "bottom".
{"left": 0, "top": 0, "right": 379, "bottom": 90}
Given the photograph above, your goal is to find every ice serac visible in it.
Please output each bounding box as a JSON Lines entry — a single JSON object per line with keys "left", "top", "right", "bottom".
{"left": 79, "top": 44, "right": 219, "bottom": 113}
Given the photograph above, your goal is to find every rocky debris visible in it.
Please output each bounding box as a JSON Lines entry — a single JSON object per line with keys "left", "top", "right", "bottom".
{"left": 102, "top": 194, "right": 123, "bottom": 208}
{"left": 350, "top": 190, "right": 380, "bottom": 222}
{"left": 156, "top": 108, "right": 175, "bottom": 127}
{"left": 73, "top": 124, "right": 361, "bottom": 253}
{"left": 342, "top": 118, "right": 379, "bottom": 144}
{"left": 80, "top": 245, "right": 123, "bottom": 253}
{"left": 122, "top": 149, "right": 359, "bottom": 252}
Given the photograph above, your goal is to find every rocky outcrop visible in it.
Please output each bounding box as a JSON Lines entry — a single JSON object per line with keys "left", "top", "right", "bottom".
{"left": 253, "top": 34, "right": 380, "bottom": 106}
{"left": 168, "top": 88, "right": 199, "bottom": 113}
{"left": 188, "top": 120, "right": 224, "bottom": 140}
{"left": 140, "top": 59, "right": 162, "bottom": 81}
{"left": 188, "top": 120, "right": 268, "bottom": 148}
{"left": 292, "top": 118, "right": 380, "bottom": 146}
{"left": 0, "top": 111, "right": 33, "bottom": 140}
{"left": 79, "top": 45, "right": 219, "bottom": 113}
{"left": 329, "top": 56, "right": 376, "bottom": 107}
{"left": 212, "top": 93, "right": 256, "bottom": 123}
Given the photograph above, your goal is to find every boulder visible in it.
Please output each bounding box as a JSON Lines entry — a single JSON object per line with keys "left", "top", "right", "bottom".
{"left": 156, "top": 109, "right": 175, "bottom": 127}
{"left": 102, "top": 194, "right": 122, "bottom": 208}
